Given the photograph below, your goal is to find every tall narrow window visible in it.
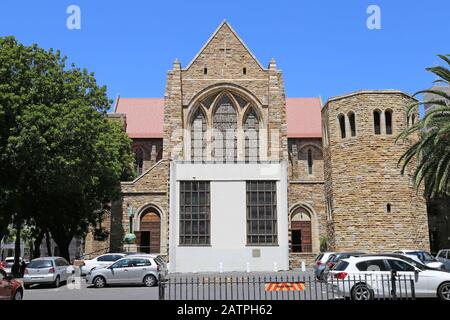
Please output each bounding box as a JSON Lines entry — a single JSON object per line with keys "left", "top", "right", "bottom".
{"left": 134, "top": 148, "right": 144, "bottom": 177}
{"left": 244, "top": 108, "right": 260, "bottom": 162}
{"left": 338, "top": 114, "right": 346, "bottom": 139}
{"left": 348, "top": 112, "right": 356, "bottom": 137}
{"left": 246, "top": 181, "right": 277, "bottom": 245}
{"left": 386, "top": 203, "right": 392, "bottom": 213}
{"left": 385, "top": 110, "right": 393, "bottom": 135}
{"left": 179, "top": 181, "right": 210, "bottom": 246}
{"left": 307, "top": 149, "right": 313, "bottom": 175}
{"left": 191, "top": 109, "right": 207, "bottom": 162}
{"left": 411, "top": 114, "right": 416, "bottom": 126}
{"left": 374, "top": 110, "right": 381, "bottom": 135}
{"left": 212, "top": 94, "right": 237, "bottom": 162}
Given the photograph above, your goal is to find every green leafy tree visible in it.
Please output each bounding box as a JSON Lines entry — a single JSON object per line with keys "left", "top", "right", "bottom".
{"left": 398, "top": 54, "right": 450, "bottom": 198}
{"left": 0, "top": 37, "right": 134, "bottom": 262}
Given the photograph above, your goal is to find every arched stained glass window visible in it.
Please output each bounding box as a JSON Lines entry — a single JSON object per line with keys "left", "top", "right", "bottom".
{"left": 212, "top": 94, "right": 237, "bottom": 162}
{"left": 191, "top": 109, "right": 207, "bottom": 162}
{"left": 244, "top": 108, "right": 260, "bottom": 162}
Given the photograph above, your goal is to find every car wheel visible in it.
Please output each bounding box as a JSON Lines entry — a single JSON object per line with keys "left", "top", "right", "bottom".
{"left": 12, "top": 289, "right": 23, "bottom": 300}
{"left": 93, "top": 276, "right": 106, "bottom": 288}
{"left": 53, "top": 276, "right": 61, "bottom": 288}
{"left": 437, "top": 282, "right": 450, "bottom": 301}
{"left": 143, "top": 275, "right": 157, "bottom": 287}
{"left": 351, "top": 283, "right": 373, "bottom": 300}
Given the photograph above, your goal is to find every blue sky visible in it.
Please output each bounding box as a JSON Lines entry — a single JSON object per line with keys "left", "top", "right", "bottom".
{"left": 0, "top": 0, "right": 449, "bottom": 109}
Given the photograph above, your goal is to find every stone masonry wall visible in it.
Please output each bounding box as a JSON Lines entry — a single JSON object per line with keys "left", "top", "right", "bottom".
{"left": 323, "top": 91, "right": 430, "bottom": 252}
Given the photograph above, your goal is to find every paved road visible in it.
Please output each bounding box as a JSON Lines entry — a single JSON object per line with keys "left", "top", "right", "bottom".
{"left": 23, "top": 269, "right": 323, "bottom": 300}
{"left": 24, "top": 280, "right": 160, "bottom": 300}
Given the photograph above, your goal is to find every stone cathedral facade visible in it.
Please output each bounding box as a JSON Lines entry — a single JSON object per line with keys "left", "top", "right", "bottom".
{"left": 84, "top": 21, "right": 430, "bottom": 272}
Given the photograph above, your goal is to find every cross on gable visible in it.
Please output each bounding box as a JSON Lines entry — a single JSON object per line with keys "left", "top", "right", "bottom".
{"left": 219, "top": 40, "right": 232, "bottom": 57}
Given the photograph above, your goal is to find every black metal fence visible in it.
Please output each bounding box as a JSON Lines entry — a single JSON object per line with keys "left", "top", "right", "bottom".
{"left": 158, "top": 272, "right": 416, "bottom": 300}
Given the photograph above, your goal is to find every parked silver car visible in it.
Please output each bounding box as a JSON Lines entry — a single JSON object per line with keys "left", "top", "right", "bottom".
{"left": 23, "top": 257, "right": 73, "bottom": 289}
{"left": 86, "top": 255, "right": 166, "bottom": 288}
{"left": 436, "top": 249, "right": 450, "bottom": 271}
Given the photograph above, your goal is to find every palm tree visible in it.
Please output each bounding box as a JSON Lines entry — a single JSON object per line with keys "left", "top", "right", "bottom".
{"left": 398, "top": 54, "right": 450, "bottom": 198}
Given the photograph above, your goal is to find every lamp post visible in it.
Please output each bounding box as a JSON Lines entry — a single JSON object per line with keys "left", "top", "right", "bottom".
{"left": 123, "top": 205, "right": 137, "bottom": 246}
{"left": 128, "top": 206, "right": 135, "bottom": 233}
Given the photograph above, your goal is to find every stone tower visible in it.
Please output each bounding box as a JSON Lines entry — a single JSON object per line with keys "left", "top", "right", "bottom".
{"left": 323, "top": 90, "right": 430, "bottom": 252}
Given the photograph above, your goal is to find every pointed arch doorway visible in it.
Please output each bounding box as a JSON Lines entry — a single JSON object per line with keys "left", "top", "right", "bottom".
{"left": 290, "top": 205, "right": 313, "bottom": 253}
{"left": 135, "top": 206, "right": 161, "bottom": 253}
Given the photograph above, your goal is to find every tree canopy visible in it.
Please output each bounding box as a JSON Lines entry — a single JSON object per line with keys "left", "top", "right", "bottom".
{"left": 398, "top": 54, "right": 450, "bottom": 198}
{"left": 0, "top": 36, "right": 134, "bottom": 260}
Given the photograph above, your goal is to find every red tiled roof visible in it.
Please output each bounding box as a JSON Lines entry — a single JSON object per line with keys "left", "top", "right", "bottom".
{"left": 286, "top": 98, "right": 322, "bottom": 138}
{"left": 115, "top": 98, "right": 164, "bottom": 138}
{"left": 114, "top": 97, "right": 322, "bottom": 139}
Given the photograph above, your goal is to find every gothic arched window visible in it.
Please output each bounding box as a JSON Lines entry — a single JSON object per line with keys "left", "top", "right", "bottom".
{"left": 374, "top": 110, "right": 381, "bottom": 135}
{"left": 134, "top": 148, "right": 144, "bottom": 177}
{"left": 191, "top": 109, "right": 207, "bottom": 162}
{"left": 244, "top": 108, "right": 260, "bottom": 162}
{"left": 338, "top": 114, "right": 346, "bottom": 139}
{"left": 212, "top": 94, "right": 237, "bottom": 162}
{"left": 385, "top": 109, "right": 393, "bottom": 135}
{"left": 307, "top": 149, "right": 313, "bottom": 175}
{"left": 348, "top": 112, "right": 356, "bottom": 137}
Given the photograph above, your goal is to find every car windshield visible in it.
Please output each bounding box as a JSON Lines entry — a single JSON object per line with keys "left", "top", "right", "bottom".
{"left": 28, "top": 260, "right": 53, "bottom": 268}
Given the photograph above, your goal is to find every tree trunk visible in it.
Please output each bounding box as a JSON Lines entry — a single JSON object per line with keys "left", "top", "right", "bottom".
{"left": 12, "top": 223, "right": 21, "bottom": 277}
{"left": 50, "top": 228, "right": 73, "bottom": 262}
{"left": 33, "top": 230, "right": 45, "bottom": 259}
{"left": 45, "top": 230, "right": 52, "bottom": 256}
{"left": 57, "top": 242, "right": 71, "bottom": 262}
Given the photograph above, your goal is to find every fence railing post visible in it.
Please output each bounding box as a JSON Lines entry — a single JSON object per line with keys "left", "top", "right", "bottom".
{"left": 159, "top": 273, "right": 166, "bottom": 300}
{"left": 410, "top": 276, "right": 416, "bottom": 300}
{"left": 390, "top": 270, "right": 397, "bottom": 300}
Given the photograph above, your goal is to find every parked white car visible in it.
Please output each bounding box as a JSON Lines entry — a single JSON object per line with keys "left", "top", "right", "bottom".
{"left": 79, "top": 253, "right": 126, "bottom": 275}
{"left": 23, "top": 257, "right": 73, "bottom": 288}
{"left": 393, "top": 250, "right": 445, "bottom": 270}
{"left": 1, "top": 257, "right": 22, "bottom": 275}
{"left": 328, "top": 256, "right": 450, "bottom": 300}
{"left": 86, "top": 255, "right": 166, "bottom": 288}
{"left": 436, "top": 249, "right": 450, "bottom": 271}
